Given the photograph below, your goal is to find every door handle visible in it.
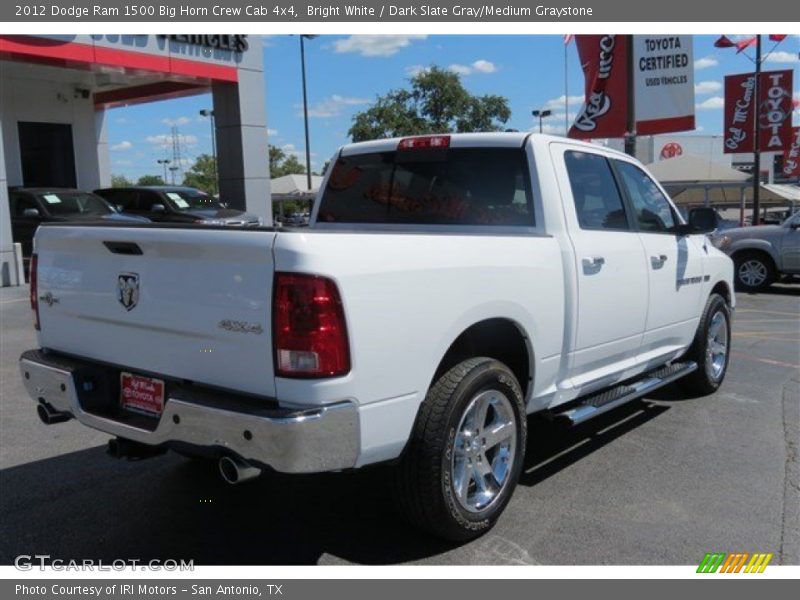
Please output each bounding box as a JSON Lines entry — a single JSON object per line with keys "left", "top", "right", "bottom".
{"left": 582, "top": 256, "right": 605, "bottom": 267}
{"left": 650, "top": 254, "right": 668, "bottom": 268}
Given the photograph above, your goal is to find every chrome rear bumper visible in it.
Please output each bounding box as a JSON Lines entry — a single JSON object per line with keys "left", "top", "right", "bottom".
{"left": 19, "top": 350, "right": 359, "bottom": 473}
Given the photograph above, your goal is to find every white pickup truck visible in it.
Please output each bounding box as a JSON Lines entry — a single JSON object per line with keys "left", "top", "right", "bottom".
{"left": 20, "top": 133, "right": 734, "bottom": 541}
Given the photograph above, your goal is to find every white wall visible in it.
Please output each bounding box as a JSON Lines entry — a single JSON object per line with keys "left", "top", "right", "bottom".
{"left": 1, "top": 62, "right": 103, "bottom": 191}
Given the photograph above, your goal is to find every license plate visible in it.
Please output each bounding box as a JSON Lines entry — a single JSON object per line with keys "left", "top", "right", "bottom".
{"left": 120, "top": 372, "right": 165, "bottom": 417}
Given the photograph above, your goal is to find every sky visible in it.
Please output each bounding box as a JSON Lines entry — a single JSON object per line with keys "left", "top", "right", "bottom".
{"left": 106, "top": 34, "right": 800, "bottom": 181}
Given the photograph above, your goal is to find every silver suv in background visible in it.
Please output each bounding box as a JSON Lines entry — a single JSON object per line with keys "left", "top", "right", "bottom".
{"left": 711, "top": 212, "right": 800, "bottom": 292}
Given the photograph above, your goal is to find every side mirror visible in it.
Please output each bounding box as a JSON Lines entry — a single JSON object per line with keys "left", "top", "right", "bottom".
{"left": 686, "top": 207, "right": 718, "bottom": 234}
{"left": 150, "top": 203, "right": 166, "bottom": 213}
{"left": 22, "top": 208, "right": 40, "bottom": 218}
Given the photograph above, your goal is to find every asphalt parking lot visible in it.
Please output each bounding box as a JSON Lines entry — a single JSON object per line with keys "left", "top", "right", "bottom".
{"left": 1, "top": 284, "right": 798, "bottom": 566}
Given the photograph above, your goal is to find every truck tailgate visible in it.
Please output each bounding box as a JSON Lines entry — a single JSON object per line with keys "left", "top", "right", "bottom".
{"left": 34, "top": 225, "right": 277, "bottom": 398}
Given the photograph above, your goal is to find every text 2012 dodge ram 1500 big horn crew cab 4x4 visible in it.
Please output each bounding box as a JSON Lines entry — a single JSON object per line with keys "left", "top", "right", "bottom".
{"left": 20, "top": 133, "right": 734, "bottom": 541}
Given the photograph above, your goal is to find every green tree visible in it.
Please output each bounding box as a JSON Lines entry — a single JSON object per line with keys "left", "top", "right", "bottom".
{"left": 111, "top": 174, "right": 132, "bottom": 188}
{"left": 269, "top": 145, "right": 306, "bottom": 178}
{"left": 136, "top": 174, "right": 165, "bottom": 186}
{"left": 348, "top": 66, "right": 511, "bottom": 142}
{"left": 182, "top": 154, "right": 217, "bottom": 194}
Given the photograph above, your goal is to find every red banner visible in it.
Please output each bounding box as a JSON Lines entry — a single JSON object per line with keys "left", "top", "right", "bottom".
{"left": 724, "top": 69, "right": 794, "bottom": 154}
{"left": 783, "top": 127, "right": 800, "bottom": 179}
{"left": 759, "top": 70, "right": 794, "bottom": 152}
{"left": 723, "top": 72, "right": 756, "bottom": 153}
{"left": 569, "top": 35, "right": 630, "bottom": 139}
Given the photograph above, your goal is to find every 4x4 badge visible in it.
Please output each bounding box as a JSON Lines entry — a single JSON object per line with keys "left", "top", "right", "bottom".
{"left": 117, "top": 273, "right": 140, "bottom": 311}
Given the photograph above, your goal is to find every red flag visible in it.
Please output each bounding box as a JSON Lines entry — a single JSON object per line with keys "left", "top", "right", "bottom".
{"left": 735, "top": 37, "right": 757, "bottom": 53}
{"left": 724, "top": 69, "right": 794, "bottom": 154}
{"left": 723, "top": 72, "right": 756, "bottom": 153}
{"left": 714, "top": 35, "right": 735, "bottom": 48}
{"left": 569, "top": 35, "right": 630, "bottom": 139}
{"left": 759, "top": 70, "right": 794, "bottom": 152}
{"left": 783, "top": 127, "right": 800, "bottom": 179}
{"left": 769, "top": 34, "right": 788, "bottom": 42}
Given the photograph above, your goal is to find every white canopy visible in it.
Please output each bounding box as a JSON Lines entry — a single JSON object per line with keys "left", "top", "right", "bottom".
{"left": 646, "top": 154, "right": 750, "bottom": 185}
{"left": 270, "top": 174, "right": 324, "bottom": 200}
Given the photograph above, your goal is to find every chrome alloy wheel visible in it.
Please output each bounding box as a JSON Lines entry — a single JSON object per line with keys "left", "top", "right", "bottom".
{"left": 706, "top": 310, "right": 729, "bottom": 381}
{"left": 738, "top": 260, "right": 768, "bottom": 288}
{"left": 450, "top": 390, "right": 517, "bottom": 513}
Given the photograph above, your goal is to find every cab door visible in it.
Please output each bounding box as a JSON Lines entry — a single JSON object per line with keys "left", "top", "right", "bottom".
{"left": 779, "top": 213, "right": 800, "bottom": 273}
{"left": 553, "top": 146, "right": 650, "bottom": 390}
{"left": 612, "top": 159, "right": 705, "bottom": 363}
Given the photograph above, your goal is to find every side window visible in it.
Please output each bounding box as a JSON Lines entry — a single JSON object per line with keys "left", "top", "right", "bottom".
{"left": 615, "top": 161, "right": 676, "bottom": 233}
{"left": 564, "top": 151, "right": 630, "bottom": 231}
{"left": 104, "top": 190, "right": 136, "bottom": 210}
{"left": 136, "top": 191, "right": 162, "bottom": 212}
{"left": 12, "top": 194, "right": 39, "bottom": 217}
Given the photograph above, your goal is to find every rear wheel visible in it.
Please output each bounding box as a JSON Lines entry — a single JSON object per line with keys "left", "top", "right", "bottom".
{"left": 393, "top": 357, "right": 526, "bottom": 541}
{"left": 734, "top": 251, "right": 775, "bottom": 292}
{"left": 682, "top": 293, "right": 731, "bottom": 395}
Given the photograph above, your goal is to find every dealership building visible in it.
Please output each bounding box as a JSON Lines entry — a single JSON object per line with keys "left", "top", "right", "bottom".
{"left": 0, "top": 34, "right": 270, "bottom": 286}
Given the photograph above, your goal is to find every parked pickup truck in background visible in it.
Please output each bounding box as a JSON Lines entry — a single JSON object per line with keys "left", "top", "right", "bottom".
{"left": 711, "top": 211, "right": 799, "bottom": 292}
{"left": 20, "top": 133, "right": 733, "bottom": 541}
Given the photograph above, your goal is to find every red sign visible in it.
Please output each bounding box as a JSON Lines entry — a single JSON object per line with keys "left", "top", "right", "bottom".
{"left": 569, "top": 35, "right": 630, "bottom": 139}
{"left": 120, "top": 372, "right": 165, "bottom": 416}
{"left": 759, "top": 70, "right": 793, "bottom": 152}
{"left": 660, "top": 142, "right": 683, "bottom": 159}
{"left": 784, "top": 127, "right": 800, "bottom": 179}
{"left": 724, "top": 69, "right": 794, "bottom": 154}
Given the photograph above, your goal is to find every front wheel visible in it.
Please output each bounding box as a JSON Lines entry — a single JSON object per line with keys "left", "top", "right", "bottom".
{"left": 393, "top": 357, "right": 526, "bottom": 542}
{"left": 682, "top": 293, "right": 732, "bottom": 395}
{"left": 734, "top": 251, "right": 775, "bottom": 292}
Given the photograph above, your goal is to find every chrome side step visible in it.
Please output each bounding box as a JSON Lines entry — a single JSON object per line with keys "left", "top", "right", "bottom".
{"left": 552, "top": 361, "right": 698, "bottom": 426}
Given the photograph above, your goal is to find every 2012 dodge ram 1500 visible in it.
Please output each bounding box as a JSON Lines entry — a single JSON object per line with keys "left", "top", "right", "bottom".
{"left": 20, "top": 133, "right": 734, "bottom": 541}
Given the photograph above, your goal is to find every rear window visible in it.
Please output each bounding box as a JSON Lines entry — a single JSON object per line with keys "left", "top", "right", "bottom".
{"left": 317, "top": 147, "right": 534, "bottom": 226}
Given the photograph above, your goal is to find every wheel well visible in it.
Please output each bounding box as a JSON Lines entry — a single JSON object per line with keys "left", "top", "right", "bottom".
{"left": 732, "top": 248, "right": 776, "bottom": 270}
{"left": 710, "top": 281, "right": 732, "bottom": 305}
{"left": 432, "top": 319, "right": 532, "bottom": 398}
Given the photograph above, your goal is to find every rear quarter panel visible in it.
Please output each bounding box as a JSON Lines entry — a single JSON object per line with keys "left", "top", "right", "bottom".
{"left": 273, "top": 231, "right": 566, "bottom": 463}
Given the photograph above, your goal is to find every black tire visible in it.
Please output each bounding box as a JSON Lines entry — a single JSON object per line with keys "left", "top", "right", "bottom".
{"left": 393, "top": 357, "right": 526, "bottom": 542}
{"left": 733, "top": 251, "right": 775, "bottom": 292}
{"left": 682, "top": 293, "right": 732, "bottom": 395}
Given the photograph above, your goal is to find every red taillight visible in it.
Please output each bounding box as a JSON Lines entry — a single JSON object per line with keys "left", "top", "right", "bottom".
{"left": 398, "top": 135, "right": 451, "bottom": 151}
{"left": 29, "top": 253, "right": 40, "bottom": 330}
{"left": 273, "top": 273, "right": 350, "bottom": 378}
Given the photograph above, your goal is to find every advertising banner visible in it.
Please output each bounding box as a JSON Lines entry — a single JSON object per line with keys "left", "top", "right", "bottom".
{"left": 633, "top": 36, "right": 695, "bottom": 135}
{"left": 724, "top": 69, "right": 794, "bottom": 154}
{"left": 759, "top": 69, "right": 794, "bottom": 153}
{"left": 723, "top": 72, "right": 756, "bottom": 153}
{"left": 783, "top": 127, "right": 800, "bottom": 179}
{"left": 569, "top": 35, "right": 630, "bottom": 138}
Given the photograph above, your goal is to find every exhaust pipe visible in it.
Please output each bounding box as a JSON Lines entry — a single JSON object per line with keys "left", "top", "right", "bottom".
{"left": 107, "top": 437, "right": 166, "bottom": 461}
{"left": 218, "top": 455, "right": 261, "bottom": 485}
{"left": 37, "top": 401, "right": 71, "bottom": 425}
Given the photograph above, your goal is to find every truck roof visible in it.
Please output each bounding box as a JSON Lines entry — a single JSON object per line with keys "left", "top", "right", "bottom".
{"left": 339, "top": 132, "right": 629, "bottom": 159}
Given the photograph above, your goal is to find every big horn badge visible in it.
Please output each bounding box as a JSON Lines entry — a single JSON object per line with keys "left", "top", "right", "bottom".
{"left": 117, "top": 273, "right": 140, "bottom": 311}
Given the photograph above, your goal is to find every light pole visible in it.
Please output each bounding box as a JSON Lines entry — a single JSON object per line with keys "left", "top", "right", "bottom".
{"left": 532, "top": 109, "right": 552, "bottom": 133}
{"left": 156, "top": 158, "right": 170, "bottom": 183}
{"left": 299, "top": 35, "right": 318, "bottom": 193}
{"left": 199, "top": 109, "right": 218, "bottom": 195}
